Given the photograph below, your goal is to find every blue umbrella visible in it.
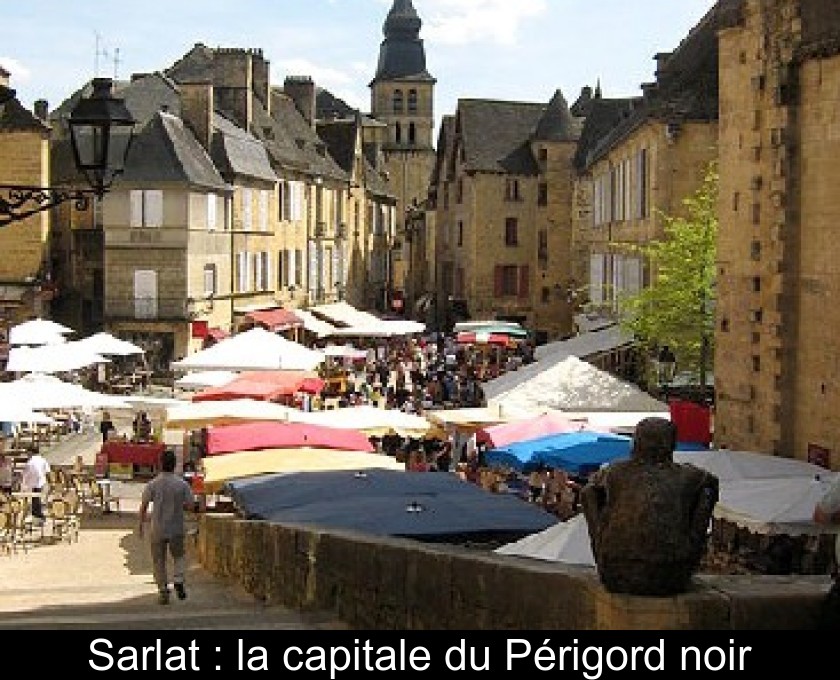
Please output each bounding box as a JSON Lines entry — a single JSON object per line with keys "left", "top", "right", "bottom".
{"left": 485, "top": 430, "right": 632, "bottom": 475}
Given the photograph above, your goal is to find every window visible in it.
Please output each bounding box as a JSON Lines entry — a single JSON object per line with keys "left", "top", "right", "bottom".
{"left": 752, "top": 355, "right": 761, "bottom": 372}
{"left": 538, "top": 230, "right": 548, "bottom": 265}
{"left": 538, "top": 183, "right": 548, "bottom": 207}
{"left": 541, "top": 286, "right": 550, "bottom": 304}
{"left": 752, "top": 276, "right": 761, "bottom": 293}
{"left": 504, "top": 218, "right": 519, "bottom": 247}
{"left": 408, "top": 89, "right": 418, "bottom": 113}
{"left": 278, "top": 250, "right": 286, "bottom": 289}
{"left": 457, "top": 221, "right": 463, "bottom": 247}
{"left": 203, "top": 264, "right": 217, "bottom": 298}
{"left": 456, "top": 178, "right": 463, "bottom": 203}
{"left": 750, "top": 241, "right": 762, "bottom": 260}
{"left": 393, "top": 90, "right": 404, "bottom": 113}
{"left": 258, "top": 190, "right": 269, "bottom": 231}
{"left": 408, "top": 123, "right": 416, "bottom": 145}
{"left": 395, "top": 123, "right": 402, "bottom": 145}
{"left": 494, "top": 265, "right": 529, "bottom": 298}
{"left": 538, "top": 148, "right": 548, "bottom": 167}
{"left": 279, "top": 181, "right": 304, "bottom": 221}
{"left": 504, "top": 179, "right": 520, "bottom": 202}
{"left": 294, "top": 249, "right": 303, "bottom": 287}
{"left": 129, "top": 190, "right": 163, "bottom": 228}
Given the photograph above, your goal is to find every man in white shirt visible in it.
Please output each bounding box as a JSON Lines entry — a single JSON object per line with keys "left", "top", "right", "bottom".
{"left": 21, "top": 447, "right": 50, "bottom": 519}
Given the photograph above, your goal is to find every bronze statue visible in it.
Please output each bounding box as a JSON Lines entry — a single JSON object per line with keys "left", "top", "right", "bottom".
{"left": 581, "top": 417, "right": 719, "bottom": 596}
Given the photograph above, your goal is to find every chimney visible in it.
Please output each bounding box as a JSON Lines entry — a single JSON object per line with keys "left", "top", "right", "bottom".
{"left": 33, "top": 99, "right": 49, "bottom": 121}
{"left": 0, "top": 65, "right": 9, "bottom": 88}
{"left": 284, "top": 76, "right": 316, "bottom": 129}
{"left": 179, "top": 81, "right": 214, "bottom": 152}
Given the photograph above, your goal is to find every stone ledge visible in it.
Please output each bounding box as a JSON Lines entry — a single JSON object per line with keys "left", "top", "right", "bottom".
{"left": 196, "top": 514, "right": 830, "bottom": 630}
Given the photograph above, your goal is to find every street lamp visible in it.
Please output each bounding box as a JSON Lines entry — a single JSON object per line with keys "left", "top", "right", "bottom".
{"left": 0, "top": 77, "right": 135, "bottom": 226}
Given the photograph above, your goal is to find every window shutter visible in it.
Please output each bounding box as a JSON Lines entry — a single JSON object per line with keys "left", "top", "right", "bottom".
{"left": 494, "top": 266, "right": 504, "bottom": 297}
{"left": 259, "top": 190, "right": 269, "bottom": 231}
{"left": 130, "top": 191, "right": 143, "bottom": 228}
{"left": 146, "top": 190, "right": 163, "bottom": 228}
{"left": 519, "top": 265, "right": 530, "bottom": 299}
{"left": 207, "top": 194, "right": 217, "bottom": 231}
{"left": 242, "top": 189, "right": 252, "bottom": 230}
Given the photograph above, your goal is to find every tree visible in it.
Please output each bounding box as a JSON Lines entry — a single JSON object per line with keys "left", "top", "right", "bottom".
{"left": 619, "top": 162, "right": 718, "bottom": 390}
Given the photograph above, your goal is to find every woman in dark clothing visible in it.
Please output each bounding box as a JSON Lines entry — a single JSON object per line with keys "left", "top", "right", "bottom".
{"left": 100, "top": 411, "right": 116, "bottom": 443}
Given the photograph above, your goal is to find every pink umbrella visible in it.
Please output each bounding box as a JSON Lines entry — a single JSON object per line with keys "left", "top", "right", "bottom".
{"left": 476, "top": 411, "right": 598, "bottom": 449}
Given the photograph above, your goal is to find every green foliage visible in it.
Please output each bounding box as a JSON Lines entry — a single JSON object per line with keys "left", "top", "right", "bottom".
{"left": 619, "top": 162, "right": 718, "bottom": 380}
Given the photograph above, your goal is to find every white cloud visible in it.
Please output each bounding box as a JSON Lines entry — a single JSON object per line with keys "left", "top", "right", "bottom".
{"left": 0, "top": 57, "right": 32, "bottom": 84}
{"left": 276, "top": 58, "right": 354, "bottom": 88}
{"left": 422, "top": 0, "right": 548, "bottom": 47}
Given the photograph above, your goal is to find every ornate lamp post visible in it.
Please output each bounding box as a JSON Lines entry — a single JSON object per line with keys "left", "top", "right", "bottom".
{"left": 0, "top": 78, "right": 135, "bottom": 226}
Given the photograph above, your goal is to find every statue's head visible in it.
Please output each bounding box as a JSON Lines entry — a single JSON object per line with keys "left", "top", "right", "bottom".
{"left": 631, "top": 417, "right": 677, "bottom": 465}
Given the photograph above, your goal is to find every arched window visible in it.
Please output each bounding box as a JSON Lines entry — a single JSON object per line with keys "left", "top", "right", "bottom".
{"left": 393, "top": 90, "right": 404, "bottom": 113}
{"left": 395, "top": 122, "right": 402, "bottom": 144}
{"left": 409, "top": 122, "right": 416, "bottom": 145}
{"left": 408, "top": 89, "right": 418, "bottom": 113}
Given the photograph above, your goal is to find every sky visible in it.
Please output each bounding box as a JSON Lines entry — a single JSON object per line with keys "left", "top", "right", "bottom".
{"left": 1, "top": 0, "right": 715, "bottom": 131}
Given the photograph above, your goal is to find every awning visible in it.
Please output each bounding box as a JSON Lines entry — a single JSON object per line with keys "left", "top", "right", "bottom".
{"left": 245, "top": 308, "right": 302, "bottom": 332}
{"left": 192, "top": 370, "right": 323, "bottom": 402}
{"left": 294, "top": 310, "right": 338, "bottom": 338}
{"left": 207, "top": 327, "right": 230, "bottom": 342}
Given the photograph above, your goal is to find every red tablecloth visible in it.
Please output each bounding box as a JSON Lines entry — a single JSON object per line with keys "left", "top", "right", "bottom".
{"left": 101, "top": 441, "right": 165, "bottom": 467}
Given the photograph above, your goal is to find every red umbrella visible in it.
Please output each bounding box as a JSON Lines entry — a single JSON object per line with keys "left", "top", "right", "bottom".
{"left": 206, "top": 421, "right": 375, "bottom": 456}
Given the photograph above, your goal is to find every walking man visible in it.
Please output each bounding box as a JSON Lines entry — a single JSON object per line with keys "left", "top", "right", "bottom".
{"left": 138, "top": 449, "right": 196, "bottom": 605}
{"left": 21, "top": 446, "right": 50, "bottom": 520}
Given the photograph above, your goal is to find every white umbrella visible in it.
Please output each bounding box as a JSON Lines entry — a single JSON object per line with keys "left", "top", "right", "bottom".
{"left": 172, "top": 328, "right": 325, "bottom": 372}
{"left": 322, "top": 345, "right": 368, "bottom": 360}
{"left": 165, "top": 399, "right": 294, "bottom": 429}
{"left": 0, "top": 399, "right": 57, "bottom": 425}
{"left": 6, "top": 343, "right": 109, "bottom": 373}
{"left": 9, "top": 318, "right": 74, "bottom": 346}
{"left": 73, "top": 332, "right": 144, "bottom": 356}
{"left": 0, "top": 373, "right": 127, "bottom": 410}
{"left": 290, "top": 405, "right": 433, "bottom": 438}
{"left": 496, "top": 514, "right": 596, "bottom": 567}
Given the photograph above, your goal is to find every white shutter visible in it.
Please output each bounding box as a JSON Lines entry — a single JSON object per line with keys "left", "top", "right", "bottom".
{"left": 259, "top": 190, "right": 269, "bottom": 231}
{"left": 242, "top": 188, "right": 252, "bottom": 230}
{"left": 133, "top": 270, "right": 157, "bottom": 318}
{"left": 308, "top": 241, "right": 318, "bottom": 293}
{"left": 130, "top": 190, "right": 144, "bottom": 228}
{"left": 146, "top": 190, "right": 163, "bottom": 228}
{"left": 207, "top": 195, "right": 217, "bottom": 231}
{"left": 287, "top": 249, "right": 295, "bottom": 288}
{"left": 264, "top": 252, "right": 273, "bottom": 291}
{"left": 293, "top": 182, "right": 305, "bottom": 222}
{"left": 589, "top": 254, "right": 604, "bottom": 305}
{"left": 253, "top": 252, "right": 263, "bottom": 291}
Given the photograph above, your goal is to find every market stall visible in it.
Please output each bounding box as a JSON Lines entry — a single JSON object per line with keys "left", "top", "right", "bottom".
{"left": 99, "top": 440, "right": 166, "bottom": 479}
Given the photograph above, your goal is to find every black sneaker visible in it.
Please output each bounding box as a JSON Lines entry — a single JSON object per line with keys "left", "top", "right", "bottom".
{"left": 174, "top": 583, "right": 187, "bottom": 600}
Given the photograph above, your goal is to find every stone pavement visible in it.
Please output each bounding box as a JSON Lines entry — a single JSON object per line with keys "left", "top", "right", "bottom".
{"left": 0, "top": 420, "right": 346, "bottom": 630}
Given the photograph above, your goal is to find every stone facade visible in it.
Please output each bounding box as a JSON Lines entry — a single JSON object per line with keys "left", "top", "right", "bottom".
{"left": 715, "top": 0, "right": 840, "bottom": 465}
{"left": 0, "top": 89, "right": 52, "bottom": 331}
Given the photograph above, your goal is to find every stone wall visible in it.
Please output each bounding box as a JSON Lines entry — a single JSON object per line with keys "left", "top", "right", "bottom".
{"left": 196, "top": 513, "right": 829, "bottom": 630}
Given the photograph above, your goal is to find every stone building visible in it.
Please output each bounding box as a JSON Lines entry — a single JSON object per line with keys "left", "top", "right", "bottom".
{"left": 0, "top": 68, "right": 53, "bottom": 339}
{"left": 714, "top": 0, "right": 840, "bottom": 466}
{"left": 369, "top": 0, "right": 436, "bottom": 314}
{"left": 427, "top": 91, "right": 582, "bottom": 339}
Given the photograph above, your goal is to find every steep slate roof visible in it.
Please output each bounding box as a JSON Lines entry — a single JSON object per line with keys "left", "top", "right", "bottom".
{"left": 315, "top": 89, "right": 357, "bottom": 121}
{"left": 534, "top": 89, "right": 580, "bottom": 142}
{"left": 0, "top": 86, "right": 48, "bottom": 132}
{"left": 116, "top": 111, "right": 227, "bottom": 190}
{"left": 316, "top": 119, "right": 357, "bottom": 174}
{"left": 574, "top": 97, "right": 641, "bottom": 171}
{"left": 165, "top": 43, "right": 217, "bottom": 84}
{"left": 266, "top": 93, "right": 346, "bottom": 182}
{"left": 458, "top": 99, "right": 546, "bottom": 175}
{"left": 372, "top": 0, "right": 435, "bottom": 84}
{"left": 581, "top": 1, "right": 729, "bottom": 169}
{"left": 212, "top": 113, "right": 278, "bottom": 183}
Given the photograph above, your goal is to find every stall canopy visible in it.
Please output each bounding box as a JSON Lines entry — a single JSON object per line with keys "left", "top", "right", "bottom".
{"left": 486, "top": 356, "right": 667, "bottom": 414}
{"left": 192, "top": 370, "right": 324, "bottom": 402}
{"left": 294, "top": 310, "right": 338, "bottom": 338}
{"left": 202, "top": 449, "right": 405, "bottom": 493}
{"left": 309, "top": 301, "right": 381, "bottom": 327}
{"left": 165, "top": 399, "right": 295, "bottom": 429}
{"left": 453, "top": 320, "right": 528, "bottom": 338}
{"left": 172, "top": 328, "right": 325, "bottom": 372}
{"left": 496, "top": 514, "right": 596, "bottom": 567}
{"left": 244, "top": 308, "right": 303, "bottom": 332}
{"left": 484, "top": 430, "right": 633, "bottom": 474}
{"left": 0, "top": 373, "right": 128, "bottom": 410}
{"left": 175, "top": 370, "right": 240, "bottom": 390}
{"left": 325, "top": 320, "right": 426, "bottom": 338}
{"left": 223, "top": 468, "right": 558, "bottom": 540}
{"left": 290, "top": 405, "right": 434, "bottom": 438}
{"left": 206, "top": 421, "right": 375, "bottom": 456}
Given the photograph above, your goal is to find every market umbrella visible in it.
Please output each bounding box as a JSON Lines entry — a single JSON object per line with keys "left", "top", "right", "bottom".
{"left": 175, "top": 370, "right": 240, "bottom": 390}
{"left": 0, "top": 373, "right": 128, "bottom": 410}
{"left": 72, "top": 332, "right": 144, "bottom": 356}
{"left": 496, "top": 514, "right": 596, "bottom": 567}
{"left": 673, "top": 449, "right": 836, "bottom": 483}
{"left": 6, "top": 343, "right": 109, "bottom": 373}
{"left": 202, "top": 448, "right": 405, "bottom": 493}
{"left": 484, "top": 430, "right": 632, "bottom": 474}
{"left": 223, "top": 468, "right": 557, "bottom": 540}
{"left": 476, "top": 411, "right": 594, "bottom": 449}
{"left": 206, "top": 420, "right": 375, "bottom": 456}
{"left": 290, "top": 404, "right": 434, "bottom": 438}
{"left": 164, "top": 399, "right": 295, "bottom": 429}
{"left": 9, "top": 318, "right": 73, "bottom": 346}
